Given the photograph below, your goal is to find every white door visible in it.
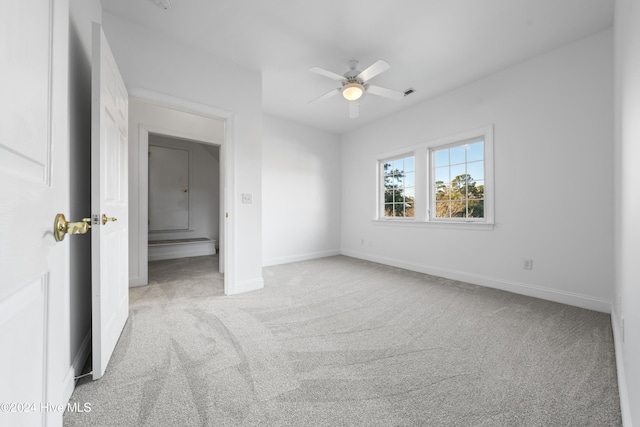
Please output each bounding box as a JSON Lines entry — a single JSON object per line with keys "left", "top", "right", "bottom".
{"left": 91, "top": 23, "right": 129, "bottom": 380}
{"left": 148, "top": 145, "right": 190, "bottom": 231}
{"left": 0, "top": 0, "right": 70, "bottom": 426}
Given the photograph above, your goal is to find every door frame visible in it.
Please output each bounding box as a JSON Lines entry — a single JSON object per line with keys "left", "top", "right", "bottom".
{"left": 128, "top": 88, "right": 236, "bottom": 294}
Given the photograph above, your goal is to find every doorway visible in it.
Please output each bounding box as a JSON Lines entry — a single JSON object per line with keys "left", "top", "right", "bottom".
{"left": 128, "top": 96, "right": 232, "bottom": 291}
{"left": 147, "top": 134, "right": 220, "bottom": 279}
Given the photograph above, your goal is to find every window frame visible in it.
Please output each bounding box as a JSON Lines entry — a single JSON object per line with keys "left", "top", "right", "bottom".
{"left": 375, "top": 125, "right": 494, "bottom": 229}
{"left": 430, "top": 136, "right": 487, "bottom": 223}
{"left": 378, "top": 153, "right": 417, "bottom": 220}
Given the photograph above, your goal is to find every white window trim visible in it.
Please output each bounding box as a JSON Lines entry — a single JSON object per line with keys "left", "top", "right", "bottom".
{"left": 374, "top": 125, "right": 494, "bottom": 229}
{"left": 377, "top": 152, "right": 418, "bottom": 220}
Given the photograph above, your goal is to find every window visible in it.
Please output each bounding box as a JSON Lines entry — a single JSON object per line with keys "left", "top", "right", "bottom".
{"left": 382, "top": 155, "right": 415, "bottom": 217}
{"left": 376, "top": 126, "right": 493, "bottom": 227}
{"left": 433, "top": 139, "right": 484, "bottom": 220}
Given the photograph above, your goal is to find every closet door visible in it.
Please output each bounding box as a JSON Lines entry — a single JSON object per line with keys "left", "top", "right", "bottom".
{"left": 148, "top": 145, "right": 190, "bottom": 231}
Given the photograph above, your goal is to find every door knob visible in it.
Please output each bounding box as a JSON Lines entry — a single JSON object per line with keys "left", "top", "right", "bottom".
{"left": 102, "top": 214, "right": 118, "bottom": 225}
{"left": 53, "top": 214, "right": 91, "bottom": 242}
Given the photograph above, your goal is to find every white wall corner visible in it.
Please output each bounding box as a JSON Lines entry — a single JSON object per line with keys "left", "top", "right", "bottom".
{"left": 611, "top": 304, "right": 633, "bottom": 427}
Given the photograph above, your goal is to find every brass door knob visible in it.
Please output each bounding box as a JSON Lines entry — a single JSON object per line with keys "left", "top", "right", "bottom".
{"left": 53, "top": 214, "right": 91, "bottom": 242}
{"left": 102, "top": 214, "right": 118, "bottom": 225}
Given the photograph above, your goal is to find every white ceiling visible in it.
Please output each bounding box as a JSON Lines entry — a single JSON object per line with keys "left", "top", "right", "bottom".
{"left": 101, "top": 0, "right": 613, "bottom": 135}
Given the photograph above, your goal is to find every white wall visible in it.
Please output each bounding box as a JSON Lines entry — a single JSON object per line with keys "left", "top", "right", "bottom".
{"left": 68, "top": 0, "right": 101, "bottom": 381}
{"left": 148, "top": 134, "right": 220, "bottom": 243}
{"left": 614, "top": 0, "right": 640, "bottom": 424}
{"left": 341, "top": 29, "right": 614, "bottom": 312}
{"left": 128, "top": 98, "right": 224, "bottom": 286}
{"left": 103, "top": 13, "right": 263, "bottom": 294}
{"left": 262, "top": 115, "right": 341, "bottom": 266}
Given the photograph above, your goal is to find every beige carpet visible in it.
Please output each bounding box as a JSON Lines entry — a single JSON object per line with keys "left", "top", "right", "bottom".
{"left": 64, "top": 255, "right": 621, "bottom": 426}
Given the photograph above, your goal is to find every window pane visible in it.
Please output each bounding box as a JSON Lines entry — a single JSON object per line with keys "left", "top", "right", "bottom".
{"left": 451, "top": 200, "right": 466, "bottom": 217}
{"left": 469, "top": 180, "right": 484, "bottom": 199}
{"left": 404, "top": 171, "right": 414, "bottom": 188}
{"left": 383, "top": 161, "right": 393, "bottom": 175}
{"left": 435, "top": 183, "right": 449, "bottom": 200}
{"left": 467, "top": 161, "right": 484, "bottom": 182}
{"left": 434, "top": 149, "right": 449, "bottom": 167}
{"left": 404, "top": 187, "right": 415, "bottom": 201}
{"left": 435, "top": 166, "right": 449, "bottom": 184}
{"left": 450, "top": 145, "right": 466, "bottom": 164}
{"left": 435, "top": 201, "right": 450, "bottom": 218}
{"left": 394, "top": 203, "right": 405, "bottom": 217}
{"left": 387, "top": 174, "right": 396, "bottom": 188}
{"left": 393, "top": 158, "right": 403, "bottom": 172}
{"left": 405, "top": 202, "right": 415, "bottom": 218}
{"left": 468, "top": 200, "right": 484, "bottom": 218}
{"left": 452, "top": 184, "right": 467, "bottom": 200}
{"left": 392, "top": 189, "right": 403, "bottom": 203}
{"left": 404, "top": 156, "right": 414, "bottom": 172}
{"left": 384, "top": 189, "right": 394, "bottom": 203}
{"left": 450, "top": 163, "right": 466, "bottom": 181}
{"left": 384, "top": 204, "right": 394, "bottom": 217}
{"left": 467, "top": 141, "right": 484, "bottom": 162}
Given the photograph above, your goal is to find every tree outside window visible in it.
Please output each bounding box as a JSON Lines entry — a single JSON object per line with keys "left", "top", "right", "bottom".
{"left": 383, "top": 155, "right": 415, "bottom": 217}
{"left": 433, "top": 140, "right": 484, "bottom": 219}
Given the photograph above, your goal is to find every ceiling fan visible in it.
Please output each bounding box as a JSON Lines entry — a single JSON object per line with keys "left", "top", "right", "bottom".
{"left": 308, "top": 59, "right": 404, "bottom": 118}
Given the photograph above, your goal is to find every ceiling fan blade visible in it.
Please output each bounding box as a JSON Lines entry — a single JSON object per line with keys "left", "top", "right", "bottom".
{"left": 309, "top": 66, "right": 346, "bottom": 82}
{"left": 349, "top": 101, "right": 359, "bottom": 118}
{"left": 365, "top": 84, "right": 404, "bottom": 100}
{"left": 357, "top": 59, "right": 390, "bottom": 82}
{"left": 307, "top": 87, "right": 341, "bottom": 104}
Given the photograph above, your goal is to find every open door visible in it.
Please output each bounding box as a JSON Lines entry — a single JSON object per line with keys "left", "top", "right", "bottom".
{"left": 0, "top": 1, "right": 70, "bottom": 425}
{"left": 91, "top": 22, "right": 129, "bottom": 380}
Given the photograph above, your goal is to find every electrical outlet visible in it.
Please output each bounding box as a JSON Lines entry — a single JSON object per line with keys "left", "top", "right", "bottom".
{"left": 522, "top": 259, "right": 533, "bottom": 270}
{"left": 241, "top": 193, "right": 252, "bottom": 204}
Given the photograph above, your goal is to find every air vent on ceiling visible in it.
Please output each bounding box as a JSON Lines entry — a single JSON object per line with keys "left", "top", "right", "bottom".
{"left": 150, "top": 0, "right": 173, "bottom": 10}
{"left": 403, "top": 88, "right": 416, "bottom": 97}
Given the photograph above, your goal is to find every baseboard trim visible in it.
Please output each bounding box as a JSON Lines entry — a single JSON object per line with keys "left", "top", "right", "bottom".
{"left": 129, "top": 276, "right": 148, "bottom": 288}
{"left": 340, "top": 249, "right": 611, "bottom": 313}
{"left": 148, "top": 244, "right": 216, "bottom": 262}
{"left": 611, "top": 305, "right": 633, "bottom": 426}
{"left": 63, "top": 330, "right": 91, "bottom": 405}
{"left": 227, "top": 277, "right": 264, "bottom": 295}
{"left": 262, "top": 249, "right": 341, "bottom": 267}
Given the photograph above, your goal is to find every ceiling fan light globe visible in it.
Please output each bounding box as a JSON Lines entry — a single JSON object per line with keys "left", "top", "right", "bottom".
{"left": 342, "top": 83, "right": 364, "bottom": 101}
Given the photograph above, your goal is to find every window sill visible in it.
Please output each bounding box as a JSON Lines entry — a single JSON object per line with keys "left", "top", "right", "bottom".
{"left": 372, "top": 219, "right": 494, "bottom": 231}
